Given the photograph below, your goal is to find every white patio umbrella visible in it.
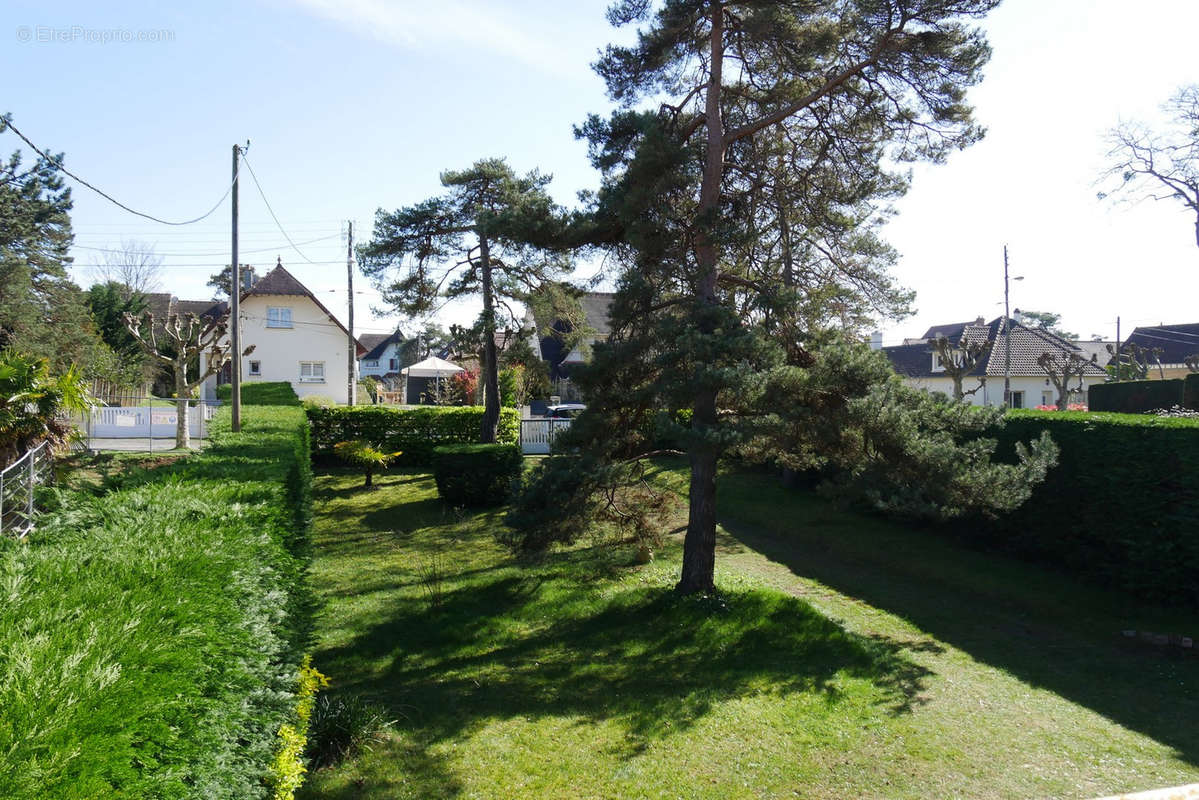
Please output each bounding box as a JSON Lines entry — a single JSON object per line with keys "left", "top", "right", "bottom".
{"left": 401, "top": 356, "right": 464, "bottom": 404}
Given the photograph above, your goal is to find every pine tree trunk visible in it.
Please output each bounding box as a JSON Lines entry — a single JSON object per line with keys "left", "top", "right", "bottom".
{"left": 174, "top": 356, "right": 191, "bottom": 450}
{"left": 478, "top": 235, "right": 501, "bottom": 444}
{"left": 676, "top": 0, "right": 725, "bottom": 596}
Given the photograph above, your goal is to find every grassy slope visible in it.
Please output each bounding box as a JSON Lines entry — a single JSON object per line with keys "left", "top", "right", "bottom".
{"left": 0, "top": 407, "right": 312, "bottom": 800}
{"left": 301, "top": 463, "right": 1199, "bottom": 800}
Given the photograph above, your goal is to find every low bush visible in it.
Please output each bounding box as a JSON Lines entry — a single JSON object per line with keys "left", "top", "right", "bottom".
{"left": 432, "top": 443, "right": 523, "bottom": 506}
{"left": 1088, "top": 378, "right": 1184, "bottom": 413}
{"left": 216, "top": 381, "right": 302, "bottom": 406}
{"left": 307, "top": 405, "right": 519, "bottom": 465}
{"left": 985, "top": 410, "right": 1199, "bottom": 606}
{"left": 0, "top": 406, "right": 316, "bottom": 799}
{"left": 1185, "top": 373, "right": 1199, "bottom": 409}
{"left": 304, "top": 694, "right": 392, "bottom": 770}
{"left": 332, "top": 439, "right": 402, "bottom": 487}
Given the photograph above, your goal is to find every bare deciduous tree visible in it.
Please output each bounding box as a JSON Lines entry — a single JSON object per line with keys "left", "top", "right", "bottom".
{"left": 91, "top": 239, "right": 164, "bottom": 299}
{"left": 1037, "top": 351, "right": 1096, "bottom": 410}
{"left": 1099, "top": 85, "right": 1199, "bottom": 250}
{"left": 124, "top": 310, "right": 253, "bottom": 449}
{"left": 929, "top": 334, "right": 991, "bottom": 401}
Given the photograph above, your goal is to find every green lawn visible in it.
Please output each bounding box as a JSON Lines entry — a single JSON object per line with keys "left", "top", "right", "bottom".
{"left": 300, "top": 461, "right": 1199, "bottom": 799}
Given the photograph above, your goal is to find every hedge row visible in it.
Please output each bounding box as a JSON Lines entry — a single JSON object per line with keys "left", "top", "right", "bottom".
{"left": 0, "top": 406, "right": 315, "bottom": 799}
{"left": 306, "top": 405, "right": 519, "bottom": 465}
{"left": 1088, "top": 374, "right": 1199, "bottom": 413}
{"left": 985, "top": 410, "right": 1199, "bottom": 607}
{"left": 432, "top": 443, "right": 523, "bottom": 506}
{"left": 216, "top": 381, "right": 302, "bottom": 406}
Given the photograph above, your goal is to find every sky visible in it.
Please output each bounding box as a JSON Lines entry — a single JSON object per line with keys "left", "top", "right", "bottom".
{"left": 3, "top": 0, "right": 1198, "bottom": 345}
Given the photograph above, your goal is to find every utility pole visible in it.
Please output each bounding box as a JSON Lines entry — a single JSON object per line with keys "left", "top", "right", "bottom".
{"left": 1002, "top": 245, "right": 1012, "bottom": 409}
{"left": 346, "top": 220, "right": 356, "bottom": 406}
{"left": 1115, "top": 316, "right": 1121, "bottom": 382}
{"left": 231, "top": 143, "right": 242, "bottom": 432}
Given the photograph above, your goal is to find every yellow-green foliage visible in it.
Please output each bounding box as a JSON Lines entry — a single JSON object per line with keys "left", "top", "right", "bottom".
{"left": 333, "top": 440, "right": 402, "bottom": 486}
{"left": 268, "top": 656, "right": 329, "bottom": 800}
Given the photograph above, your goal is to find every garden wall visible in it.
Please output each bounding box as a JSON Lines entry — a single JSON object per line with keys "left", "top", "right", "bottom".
{"left": 306, "top": 405, "right": 519, "bottom": 465}
{"left": 0, "top": 406, "right": 314, "bottom": 799}
{"left": 986, "top": 410, "right": 1199, "bottom": 607}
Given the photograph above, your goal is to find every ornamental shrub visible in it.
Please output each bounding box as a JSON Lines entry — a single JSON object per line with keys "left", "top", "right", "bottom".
{"left": 307, "top": 406, "right": 519, "bottom": 466}
{"left": 432, "top": 443, "right": 523, "bottom": 506}
{"left": 984, "top": 410, "right": 1199, "bottom": 607}
{"left": 1088, "top": 379, "right": 1184, "bottom": 413}
{"left": 332, "top": 439, "right": 401, "bottom": 487}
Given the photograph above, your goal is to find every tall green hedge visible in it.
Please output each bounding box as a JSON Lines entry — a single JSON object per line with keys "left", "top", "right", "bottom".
{"left": 985, "top": 410, "right": 1199, "bottom": 606}
{"left": 0, "top": 406, "right": 314, "bottom": 799}
{"left": 306, "top": 405, "right": 520, "bottom": 465}
{"left": 1184, "top": 373, "right": 1199, "bottom": 408}
{"left": 1088, "top": 379, "right": 1185, "bottom": 413}
{"left": 216, "top": 381, "right": 302, "bottom": 406}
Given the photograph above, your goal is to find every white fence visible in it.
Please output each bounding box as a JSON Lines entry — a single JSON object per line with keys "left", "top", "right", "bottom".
{"left": 0, "top": 441, "right": 54, "bottom": 539}
{"left": 76, "top": 400, "right": 219, "bottom": 451}
{"left": 520, "top": 418, "right": 573, "bottom": 454}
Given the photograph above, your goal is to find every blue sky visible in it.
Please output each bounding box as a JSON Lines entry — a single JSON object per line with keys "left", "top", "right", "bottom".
{"left": 3, "top": 0, "right": 1198, "bottom": 343}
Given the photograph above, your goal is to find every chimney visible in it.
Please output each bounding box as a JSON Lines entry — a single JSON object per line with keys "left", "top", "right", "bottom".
{"left": 1012, "top": 308, "right": 1023, "bottom": 325}
{"left": 974, "top": 316, "right": 985, "bottom": 326}
{"left": 868, "top": 331, "right": 883, "bottom": 350}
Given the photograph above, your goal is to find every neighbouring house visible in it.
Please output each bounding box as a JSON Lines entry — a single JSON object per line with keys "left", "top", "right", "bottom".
{"left": 881, "top": 316, "right": 1107, "bottom": 408}
{"left": 524, "top": 291, "right": 614, "bottom": 401}
{"left": 196, "top": 259, "right": 366, "bottom": 402}
{"left": 1118, "top": 323, "right": 1199, "bottom": 379}
{"left": 358, "top": 329, "right": 406, "bottom": 388}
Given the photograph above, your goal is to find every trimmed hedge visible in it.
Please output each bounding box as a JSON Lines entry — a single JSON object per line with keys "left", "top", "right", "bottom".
{"left": 1185, "top": 373, "right": 1199, "bottom": 409}
{"left": 216, "top": 381, "right": 302, "bottom": 406}
{"left": 0, "top": 406, "right": 315, "bottom": 799}
{"left": 1088, "top": 379, "right": 1185, "bottom": 413}
{"left": 306, "top": 405, "right": 519, "bottom": 465}
{"left": 432, "top": 443, "right": 523, "bottom": 506}
{"left": 985, "top": 410, "right": 1199, "bottom": 606}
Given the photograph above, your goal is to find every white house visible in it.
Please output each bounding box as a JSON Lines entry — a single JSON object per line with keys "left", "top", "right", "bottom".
{"left": 198, "top": 261, "right": 365, "bottom": 402}
{"left": 881, "top": 316, "right": 1108, "bottom": 408}
{"left": 358, "top": 330, "right": 406, "bottom": 385}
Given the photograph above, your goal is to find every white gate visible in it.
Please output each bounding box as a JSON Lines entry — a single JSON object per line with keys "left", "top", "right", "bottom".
{"left": 85, "top": 403, "right": 214, "bottom": 438}
{"left": 520, "top": 418, "right": 572, "bottom": 455}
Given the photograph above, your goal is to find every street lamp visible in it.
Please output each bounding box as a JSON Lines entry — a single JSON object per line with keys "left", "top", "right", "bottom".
{"left": 1002, "top": 244, "right": 1024, "bottom": 409}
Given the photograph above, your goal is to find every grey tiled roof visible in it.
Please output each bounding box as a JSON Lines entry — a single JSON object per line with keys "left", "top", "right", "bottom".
{"left": 1123, "top": 323, "right": 1199, "bottom": 365}
{"left": 359, "top": 332, "right": 403, "bottom": 360}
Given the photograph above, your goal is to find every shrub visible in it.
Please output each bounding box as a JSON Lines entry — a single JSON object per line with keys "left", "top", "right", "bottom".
{"left": 1088, "top": 379, "right": 1184, "bottom": 413}
{"left": 307, "top": 406, "right": 519, "bottom": 466}
{"left": 332, "top": 439, "right": 401, "bottom": 487}
{"left": 304, "top": 694, "right": 392, "bottom": 770}
{"left": 1185, "top": 373, "right": 1199, "bottom": 409}
{"left": 432, "top": 443, "right": 523, "bottom": 506}
{"left": 267, "top": 657, "right": 328, "bottom": 800}
{"left": 985, "top": 410, "right": 1199, "bottom": 606}
{"left": 216, "top": 381, "right": 302, "bottom": 406}
{"left": 300, "top": 395, "right": 336, "bottom": 410}
{"left": 0, "top": 406, "right": 315, "bottom": 799}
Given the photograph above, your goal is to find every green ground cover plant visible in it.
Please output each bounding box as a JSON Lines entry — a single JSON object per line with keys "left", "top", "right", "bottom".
{"left": 0, "top": 406, "right": 315, "bottom": 799}
{"left": 299, "top": 459, "right": 1199, "bottom": 799}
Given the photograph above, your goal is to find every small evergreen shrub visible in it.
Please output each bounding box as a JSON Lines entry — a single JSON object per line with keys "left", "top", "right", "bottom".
{"left": 1088, "top": 379, "right": 1184, "bottom": 413}
{"left": 332, "top": 440, "right": 401, "bottom": 487}
{"left": 432, "top": 443, "right": 522, "bottom": 506}
{"left": 267, "top": 657, "right": 328, "bottom": 800}
{"left": 216, "top": 381, "right": 302, "bottom": 406}
{"left": 307, "top": 406, "right": 519, "bottom": 466}
{"left": 304, "top": 694, "right": 392, "bottom": 769}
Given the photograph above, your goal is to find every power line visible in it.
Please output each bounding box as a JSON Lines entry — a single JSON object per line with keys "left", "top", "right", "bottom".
{"left": 238, "top": 153, "right": 324, "bottom": 265}
{"left": 72, "top": 233, "right": 341, "bottom": 258}
{"left": 1, "top": 116, "right": 235, "bottom": 226}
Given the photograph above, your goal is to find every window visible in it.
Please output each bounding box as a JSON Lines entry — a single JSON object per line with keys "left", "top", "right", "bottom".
{"left": 1041, "top": 390, "right": 1053, "bottom": 407}
{"left": 266, "top": 307, "right": 293, "bottom": 328}
{"left": 248, "top": 360, "right": 261, "bottom": 376}
{"left": 1010, "top": 390, "right": 1025, "bottom": 409}
{"left": 388, "top": 358, "right": 399, "bottom": 371}
{"left": 365, "top": 359, "right": 379, "bottom": 368}
{"left": 299, "top": 361, "right": 325, "bottom": 382}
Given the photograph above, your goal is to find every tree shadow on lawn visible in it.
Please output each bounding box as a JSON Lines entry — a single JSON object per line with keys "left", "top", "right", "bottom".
{"left": 710, "top": 488, "right": 1199, "bottom": 767}
{"left": 314, "top": 549, "right": 936, "bottom": 790}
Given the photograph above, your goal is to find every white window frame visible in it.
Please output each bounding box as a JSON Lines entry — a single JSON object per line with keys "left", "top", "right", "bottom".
{"left": 388, "top": 357, "right": 399, "bottom": 371}
{"left": 266, "top": 306, "right": 293, "bottom": 329}
{"left": 299, "top": 361, "right": 325, "bottom": 383}
{"left": 248, "top": 359, "right": 261, "bottom": 376}
{"left": 1010, "top": 390, "right": 1025, "bottom": 409}
{"left": 365, "top": 359, "right": 379, "bottom": 368}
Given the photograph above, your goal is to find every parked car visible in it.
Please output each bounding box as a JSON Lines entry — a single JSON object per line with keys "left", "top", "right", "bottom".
{"left": 544, "top": 403, "right": 586, "bottom": 419}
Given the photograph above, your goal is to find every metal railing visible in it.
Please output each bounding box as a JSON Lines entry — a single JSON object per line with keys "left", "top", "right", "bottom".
{"left": 74, "top": 397, "right": 220, "bottom": 453}
{"left": 0, "top": 441, "right": 54, "bottom": 539}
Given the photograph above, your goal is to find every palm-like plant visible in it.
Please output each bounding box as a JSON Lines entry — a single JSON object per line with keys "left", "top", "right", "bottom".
{"left": 0, "top": 350, "right": 93, "bottom": 465}
{"left": 332, "top": 440, "right": 402, "bottom": 488}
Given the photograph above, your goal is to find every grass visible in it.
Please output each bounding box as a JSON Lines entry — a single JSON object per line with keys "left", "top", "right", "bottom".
{"left": 299, "top": 460, "right": 1199, "bottom": 799}
{"left": 0, "top": 407, "right": 313, "bottom": 800}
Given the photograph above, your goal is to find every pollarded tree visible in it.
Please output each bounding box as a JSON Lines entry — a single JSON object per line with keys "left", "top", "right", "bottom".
{"left": 358, "top": 159, "right": 575, "bottom": 443}
{"left": 124, "top": 309, "right": 254, "bottom": 449}
{"left": 1036, "top": 351, "right": 1096, "bottom": 410}
{"left": 563, "top": 0, "right": 1001, "bottom": 594}
{"left": 1099, "top": 85, "right": 1199, "bottom": 250}
{"left": 929, "top": 334, "right": 990, "bottom": 400}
